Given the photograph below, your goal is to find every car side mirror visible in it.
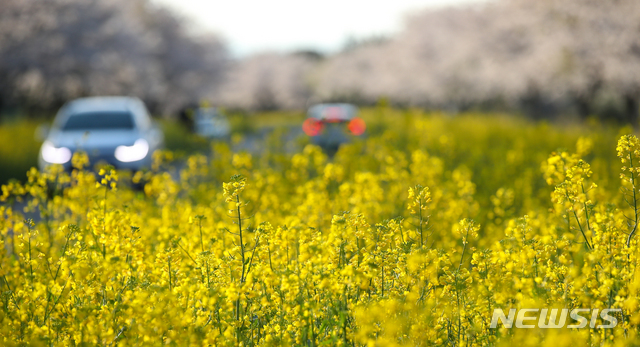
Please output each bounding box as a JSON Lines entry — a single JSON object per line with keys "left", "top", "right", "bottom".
{"left": 35, "top": 123, "right": 50, "bottom": 142}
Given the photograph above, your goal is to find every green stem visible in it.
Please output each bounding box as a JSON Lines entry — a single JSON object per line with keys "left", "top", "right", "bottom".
{"left": 627, "top": 153, "right": 639, "bottom": 247}
{"left": 103, "top": 185, "right": 107, "bottom": 259}
{"left": 198, "top": 218, "right": 205, "bottom": 253}
{"left": 458, "top": 228, "right": 469, "bottom": 271}
{"left": 168, "top": 256, "right": 172, "bottom": 291}
{"left": 236, "top": 195, "right": 244, "bottom": 322}
{"left": 27, "top": 221, "right": 33, "bottom": 281}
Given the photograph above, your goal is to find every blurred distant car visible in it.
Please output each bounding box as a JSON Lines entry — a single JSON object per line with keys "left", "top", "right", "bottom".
{"left": 38, "top": 96, "right": 163, "bottom": 172}
{"left": 303, "top": 103, "right": 366, "bottom": 152}
{"left": 193, "top": 107, "right": 230, "bottom": 140}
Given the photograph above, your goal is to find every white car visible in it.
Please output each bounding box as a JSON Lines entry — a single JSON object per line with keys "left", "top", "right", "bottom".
{"left": 38, "top": 96, "right": 164, "bottom": 172}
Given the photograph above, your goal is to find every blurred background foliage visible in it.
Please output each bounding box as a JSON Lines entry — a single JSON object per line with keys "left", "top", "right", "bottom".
{"left": 1, "top": 0, "right": 639, "bottom": 120}
{"left": 0, "top": 120, "right": 41, "bottom": 185}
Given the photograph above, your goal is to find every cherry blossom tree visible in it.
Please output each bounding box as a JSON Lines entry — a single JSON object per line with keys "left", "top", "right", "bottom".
{"left": 0, "top": 0, "right": 227, "bottom": 116}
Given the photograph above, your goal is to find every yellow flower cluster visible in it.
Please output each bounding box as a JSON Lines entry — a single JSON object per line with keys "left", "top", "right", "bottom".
{"left": 96, "top": 167, "right": 118, "bottom": 190}
{"left": 0, "top": 111, "right": 638, "bottom": 346}
{"left": 407, "top": 184, "right": 431, "bottom": 214}
{"left": 223, "top": 174, "right": 246, "bottom": 204}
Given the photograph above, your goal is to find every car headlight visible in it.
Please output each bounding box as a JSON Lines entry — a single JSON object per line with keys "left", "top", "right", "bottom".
{"left": 114, "top": 139, "right": 149, "bottom": 163}
{"left": 41, "top": 141, "right": 72, "bottom": 164}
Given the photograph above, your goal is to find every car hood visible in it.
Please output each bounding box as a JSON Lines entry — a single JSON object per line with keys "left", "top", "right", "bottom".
{"left": 47, "top": 130, "right": 141, "bottom": 150}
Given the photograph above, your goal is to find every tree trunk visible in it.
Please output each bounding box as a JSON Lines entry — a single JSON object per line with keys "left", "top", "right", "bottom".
{"left": 624, "top": 94, "right": 639, "bottom": 125}
{"left": 575, "top": 96, "right": 590, "bottom": 121}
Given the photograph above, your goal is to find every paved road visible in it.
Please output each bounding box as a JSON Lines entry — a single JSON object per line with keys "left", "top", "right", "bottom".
{"left": 232, "top": 125, "right": 304, "bottom": 154}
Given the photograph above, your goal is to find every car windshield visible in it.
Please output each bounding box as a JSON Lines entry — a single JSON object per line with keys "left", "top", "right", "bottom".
{"left": 61, "top": 111, "right": 135, "bottom": 131}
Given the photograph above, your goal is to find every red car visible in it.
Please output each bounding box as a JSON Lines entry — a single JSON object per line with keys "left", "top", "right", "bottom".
{"left": 302, "top": 103, "right": 366, "bottom": 153}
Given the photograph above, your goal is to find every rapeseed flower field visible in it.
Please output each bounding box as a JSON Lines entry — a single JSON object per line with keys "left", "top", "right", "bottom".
{"left": 1, "top": 110, "right": 639, "bottom": 346}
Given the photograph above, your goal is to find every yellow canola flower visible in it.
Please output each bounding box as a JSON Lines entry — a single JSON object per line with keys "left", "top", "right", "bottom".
{"left": 0, "top": 112, "right": 638, "bottom": 346}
